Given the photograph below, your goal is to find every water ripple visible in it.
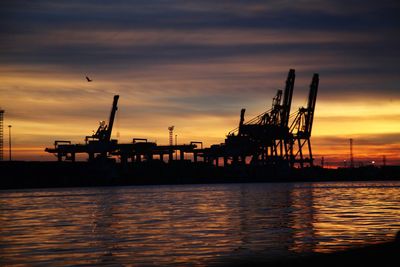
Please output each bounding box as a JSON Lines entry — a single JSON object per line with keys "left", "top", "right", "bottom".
{"left": 1, "top": 182, "right": 400, "bottom": 266}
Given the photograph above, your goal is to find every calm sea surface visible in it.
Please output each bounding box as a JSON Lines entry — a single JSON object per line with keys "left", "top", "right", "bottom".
{"left": 1, "top": 181, "right": 400, "bottom": 266}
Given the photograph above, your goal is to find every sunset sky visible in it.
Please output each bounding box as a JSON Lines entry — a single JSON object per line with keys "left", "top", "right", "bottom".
{"left": 1, "top": 0, "right": 400, "bottom": 166}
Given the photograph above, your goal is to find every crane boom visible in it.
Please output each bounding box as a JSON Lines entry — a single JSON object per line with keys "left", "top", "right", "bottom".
{"left": 304, "top": 74, "right": 319, "bottom": 135}
{"left": 105, "top": 95, "right": 119, "bottom": 142}
{"left": 281, "top": 69, "right": 295, "bottom": 128}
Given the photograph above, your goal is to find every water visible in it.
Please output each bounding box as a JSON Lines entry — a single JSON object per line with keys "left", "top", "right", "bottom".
{"left": 1, "top": 181, "right": 399, "bottom": 266}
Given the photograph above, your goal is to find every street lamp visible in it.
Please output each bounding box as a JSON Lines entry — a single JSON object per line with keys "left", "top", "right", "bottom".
{"left": 8, "top": 125, "right": 11, "bottom": 161}
{"left": 175, "top": 134, "right": 177, "bottom": 160}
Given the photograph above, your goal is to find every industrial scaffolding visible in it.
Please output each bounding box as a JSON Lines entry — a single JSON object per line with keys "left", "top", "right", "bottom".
{"left": 201, "top": 69, "right": 319, "bottom": 168}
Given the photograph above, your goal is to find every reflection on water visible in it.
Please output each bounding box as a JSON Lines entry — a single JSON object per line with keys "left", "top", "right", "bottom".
{"left": 1, "top": 182, "right": 399, "bottom": 265}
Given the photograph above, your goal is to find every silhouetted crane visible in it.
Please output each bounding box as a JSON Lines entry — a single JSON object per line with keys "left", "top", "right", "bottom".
{"left": 202, "top": 69, "right": 319, "bottom": 168}
{"left": 45, "top": 95, "right": 120, "bottom": 162}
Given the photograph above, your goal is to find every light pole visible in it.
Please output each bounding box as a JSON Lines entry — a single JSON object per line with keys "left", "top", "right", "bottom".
{"left": 8, "top": 125, "right": 11, "bottom": 161}
{"left": 175, "top": 134, "right": 177, "bottom": 160}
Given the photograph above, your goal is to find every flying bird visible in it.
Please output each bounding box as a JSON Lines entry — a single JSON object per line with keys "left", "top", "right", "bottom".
{"left": 86, "top": 76, "right": 93, "bottom": 82}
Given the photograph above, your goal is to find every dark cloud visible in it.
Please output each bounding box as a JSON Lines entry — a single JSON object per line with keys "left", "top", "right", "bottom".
{"left": 1, "top": 0, "right": 399, "bottom": 100}
{"left": 2, "top": 1, "right": 399, "bottom": 31}
{"left": 2, "top": 1, "right": 399, "bottom": 69}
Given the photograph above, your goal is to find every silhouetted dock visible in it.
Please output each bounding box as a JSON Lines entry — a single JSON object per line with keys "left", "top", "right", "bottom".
{"left": 1, "top": 160, "right": 400, "bottom": 190}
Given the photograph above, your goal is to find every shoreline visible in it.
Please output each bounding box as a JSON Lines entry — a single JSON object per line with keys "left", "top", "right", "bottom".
{"left": 1, "top": 161, "right": 400, "bottom": 190}
{"left": 224, "top": 235, "right": 400, "bottom": 267}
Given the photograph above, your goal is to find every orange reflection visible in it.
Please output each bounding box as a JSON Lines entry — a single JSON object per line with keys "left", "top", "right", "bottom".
{"left": 1, "top": 183, "right": 400, "bottom": 265}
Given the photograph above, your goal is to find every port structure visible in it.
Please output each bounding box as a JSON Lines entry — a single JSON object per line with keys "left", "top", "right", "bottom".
{"left": 45, "top": 95, "right": 202, "bottom": 163}
{"left": 288, "top": 73, "right": 319, "bottom": 167}
{"left": 200, "top": 69, "right": 319, "bottom": 168}
{"left": 45, "top": 69, "right": 319, "bottom": 168}
{"left": 45, "top": 96, "right": 120, "bottom": 162}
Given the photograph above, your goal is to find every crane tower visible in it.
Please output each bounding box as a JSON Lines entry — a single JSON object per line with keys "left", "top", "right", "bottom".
{"left": 168, "top": 126, "right": 174, "bottom": 146}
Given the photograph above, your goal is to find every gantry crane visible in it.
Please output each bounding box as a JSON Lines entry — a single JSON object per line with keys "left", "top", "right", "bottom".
{"left": 45, "top": 95, "right": 120, "bottom": 162}
{"left": 221, "top": 69, "right": 296, "bottom": 165}
{"left": 289, "top": 73, "right": 319, "bottom": 167}
{"left": 202, "top": 69, "right": 319, "bottom": 168}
